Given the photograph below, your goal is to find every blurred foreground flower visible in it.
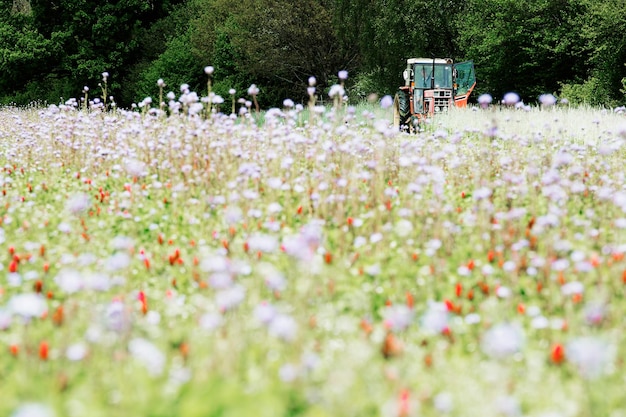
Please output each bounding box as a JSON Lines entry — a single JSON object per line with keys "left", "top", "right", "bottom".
{"left": 128, "top": 338, "right": 165, "bottom": 376}
{"left": 567, "top": 337, "right": 611, "bottom": 379}
{"left": 8, "top": 293, "right": 47, "bottom": 319}
{"left": 11, "top": 403, "right": 55, "bottom": 417}
{"left": 66, "top": 193, "right": 90, "bottom": 215}
{"left": 481, "top": 323, "right": 524, "bottom": 359}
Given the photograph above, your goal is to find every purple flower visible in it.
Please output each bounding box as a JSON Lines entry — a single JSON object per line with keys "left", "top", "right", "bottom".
{"left": 254, "top": 302, "right": 277, "bottom": 325}
{"left": 9, "top": 293, "right": 47, "bottom": 319}
{"left": 247, "top": 84, "right": 259, "bottom": 96}
{"left": 268, "top": 314, "right": 298, "bottom": 342}
{"left": 478, "top": 93, "right": 493, "bottom": 109}
{"left": 383, "top": 305, "right": 414, "bottom": 331}
{"left": 567, "top": 337, "right": 611, "bottom": 379}
{"left": 481, "top": 323, "right": 525, "bottom": 359}
{"left": 502, "top": 92, "right": 520, "bottom": 106}
{"left": 128, "top": 338, "right": 165, "bottom": 376}
{"left": 380, "top": 95, "right": 393, "bottom": 109}
{"left": 539, "top": 93, "right": 557, "bottom": 106}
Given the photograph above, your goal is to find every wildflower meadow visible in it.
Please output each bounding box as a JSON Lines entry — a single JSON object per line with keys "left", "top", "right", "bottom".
{"left": 1, "top": 76, "right": 626, "bottom": 417}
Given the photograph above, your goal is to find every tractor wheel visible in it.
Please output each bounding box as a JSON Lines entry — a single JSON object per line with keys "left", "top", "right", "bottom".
{"left": 393, "top": 90, "right": 410, "bottom": 132}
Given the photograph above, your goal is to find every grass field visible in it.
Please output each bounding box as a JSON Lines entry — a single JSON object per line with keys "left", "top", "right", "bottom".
{"left": 1, "top": 98, "right": 625, "bottom": 417}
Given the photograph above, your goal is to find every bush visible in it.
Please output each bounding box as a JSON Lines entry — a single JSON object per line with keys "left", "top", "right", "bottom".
{"left": 559, "top": 77, "right": 606, "bottom": 106}
{"left": 133, "top": 31, "right": 203, "bottom": 103}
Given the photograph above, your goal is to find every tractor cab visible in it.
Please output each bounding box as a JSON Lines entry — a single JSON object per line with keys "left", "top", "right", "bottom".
{"left": 394, "top": 57, "right": 476, "bottom": 131}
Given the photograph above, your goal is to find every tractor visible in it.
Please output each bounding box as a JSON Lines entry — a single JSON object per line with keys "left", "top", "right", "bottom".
{"left": 393, "top": 58, "right": 476, "bottom": 131}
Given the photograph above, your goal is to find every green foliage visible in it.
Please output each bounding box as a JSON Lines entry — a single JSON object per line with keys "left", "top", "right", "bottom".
{"left": 0, "top": 0, "right": 183, "bottom": 106}
{"left": 560, "top": 77, "right": 605, "bottom": 106}
{"left": 186, "top": 0, "right": 349, "bottom": 106}
{"left": 579, "top": 0, "right": 626, "bottom": 104}
{"left": 458, "top": 0, "right": 591, "bottom": 101}
{"left": 0, "top": 12, "right": 63, "bottom": 103}
{"left": 133, "top": 30, "right": 203, "bottom": 103}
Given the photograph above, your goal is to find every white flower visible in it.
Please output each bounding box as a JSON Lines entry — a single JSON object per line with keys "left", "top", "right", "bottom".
{"left": 257, "top": 262, "right": 286, "bottom": 292}
{"left": 110, "top": 236, "right": 135, "bottom": 251}
{"left": 478, "top": 93, "right": 493, "bottom": 107}
{"left": 383, "top": 305, "right": 414, "bottom": 331}
{"left": 421, "top": 302, "right": 449, "bottom": 333}
{"left": 531, "top": 316, "right": 549, "bottom": 329}
{"left": 561, "top": 281, "right": 584, "bottom": 296}
{"left": 254, "top": 302, "right": 277, "bottom": 325}
{"left": 208, "top": 272, "right": 232, "bottom": 289}
{"left": 551, "top": 258, "right": 569, "bottom": 271}
{"left": 584, "top": 302, "right": 605, "bottom": 325}
{"left": 247, "top": 84, "right": 259, "bottom": 96}
{"left": 481, "top": 323, "right": 524, "bottom": 359}
{"left": 496, "top": 286, "right": 512, "bottom": 298}
{"left": 106, "top": 301, "right": 129, "bottom": 332}
{"left": 0, "top": 308, "right": 12, "bottom": 330}
{"left": 539, "top": 93, "right": 557, "bottom": 106}
{"left": 370, "top": 232, "right": 383, "bottom": 243}
{"left": 268, "top": 314, "right": 298, "bottom": 342}
{"left": 66, "top": 193, "right": 90, "bottom": 215}
{"left": 338, "top": 70, "right": 348, "bottom": 80}
{"left": 11, "top": 403, "right": 55, "bottom": 417}
{"left": 66, "top": 343, "right": 88, "bottom": 361}
{"left": 380, "top": 95, "right": 393, "bottom": 109}
{"left": 502, "top": 92, "right": 520, "bottom": 105}
{"left": 279, "top": 363, "right": 299, "bottom": 382}
{"left": 106, "top": 252, "right": 131, "bottom": 271}
{"left": 567, "top": 337, "right": 611, "bottom": 379}
{"left": 328, "top": 84, "right": 345, "bottom": 98}
{"left": 204, "top": 66, "right": 214, "bottom": 75}
{"left": 473, "top": 187, "right": 492, "bottom": 200}
{"left": 128, "top": 338, "right": 165, "bottom": 376}
{"left": 495, "top": 396, "right": 521, "bottom": 417}
{"left": 54, "top": 268, "right": 83, "bottom": 294}
{"left": 465, "top": 313, "right": 481, "bottom": 325}
{"left": 9, "top": 293, "right": 47, "bottom": 319}
{"left": 248, "top": 233, "right": 278, "bottom": 253}
{"left": 364, "top": 263, "right": 381, "bottom": 276}
{"left": 124, "top": 159, "right": 147, "bottom": 178}
{"left": 215, "top": 285, "right": 246, "bottom": 311}
{"left": 394, "top": 219, "right": 414, "bottom": 237}
{"left": 433, "top": 392, "right": 454, "bottom": 413}
{"left": 282, "top": 235, "right": 314, "bottom": 262}
{"left": 200, "top": 255, "right": 230, "bottom": 273}
{"left": 199, "top": 312, "right": 223, "bottom": 331}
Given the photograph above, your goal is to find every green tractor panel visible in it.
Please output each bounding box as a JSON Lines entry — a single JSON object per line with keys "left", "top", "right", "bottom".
{"left": 394, "top": 58, "right": 476, "bottom": 131}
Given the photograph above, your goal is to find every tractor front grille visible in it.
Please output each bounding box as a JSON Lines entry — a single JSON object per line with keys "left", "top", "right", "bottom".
{"left": 434, "top": 89, "right": 452, "bottom": 112}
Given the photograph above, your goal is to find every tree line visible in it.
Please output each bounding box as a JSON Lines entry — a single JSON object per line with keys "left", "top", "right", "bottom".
{"left": 1, "top": 0, "right": 624, "bottom": 108}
